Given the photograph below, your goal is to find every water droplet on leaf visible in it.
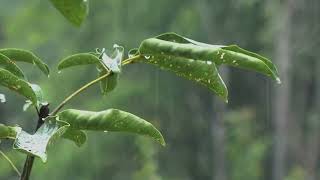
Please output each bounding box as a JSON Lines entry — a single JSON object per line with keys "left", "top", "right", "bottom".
{"left": 144, "top": 56, "right": 151, "bottom": 59}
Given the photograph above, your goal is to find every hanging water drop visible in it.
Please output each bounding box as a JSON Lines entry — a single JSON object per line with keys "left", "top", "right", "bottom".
{"left": 0, "top": 94, "right": 6, "bottom": 103}
{"left": 144, "top": 56, "right": 151, "bottom": 59}
{"left": 276, "top": 77, "right": 282, "bottom": 84}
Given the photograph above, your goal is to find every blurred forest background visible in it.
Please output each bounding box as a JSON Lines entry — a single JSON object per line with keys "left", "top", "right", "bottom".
{"left": 0, "top": 0, "right": 319, "bottom": 179}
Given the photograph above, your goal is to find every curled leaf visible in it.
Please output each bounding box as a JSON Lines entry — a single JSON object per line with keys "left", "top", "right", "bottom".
{"left": 57, "top": 109, "right": 165, "bottom": 146}
{"left": 13, "top": 116, "right": 69, "bottom": 163}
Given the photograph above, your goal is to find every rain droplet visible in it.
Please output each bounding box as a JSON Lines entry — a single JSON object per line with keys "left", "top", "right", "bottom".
{"left": 58, "top": 71, "right": 62, "bottom": 74}
{"left": 0, "top": 94, "right": 6, "bottom": 103}
{"left": 103, "top": 130, "right": 108, "bottom": 133}
{"left": 144, "top": 56, "right": 151, "bottom": 59}
{"left": 232, "top": 60, "right": 236, "bottom": 63}
{"left": 206, "top": 61, "right": 212, "bottom": 65}
{"left": 276, "top": 77, "right": 282, "bottom": 84}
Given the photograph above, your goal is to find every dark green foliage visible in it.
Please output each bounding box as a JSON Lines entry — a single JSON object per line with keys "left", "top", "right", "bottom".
{"left": 50, "top": 0, "right": 89, "bottom": 26}
{"left": 0, "top": 48, "right": 49, "bottom": 76}
{"left": 57, "top": 109, "right": 166, "bottom": 146}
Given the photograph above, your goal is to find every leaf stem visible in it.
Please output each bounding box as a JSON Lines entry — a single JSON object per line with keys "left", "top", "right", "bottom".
{"left": 50, "top": 71, "right": 111, "bottom": 116}
{"left": 50, "top": 55, "right": 141, "bottom": 116}
{"left": 50, "top": 55, "right": 142, "bottom": 116}
{"left": 0, "top": 150, "right": 21, "bottom": 177}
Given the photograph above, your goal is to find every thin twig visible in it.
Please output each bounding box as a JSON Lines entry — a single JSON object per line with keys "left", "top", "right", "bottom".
{"left": 50, "top": 71, "right": 111, "bottom": 116}
{"left": 50, "top": 55, "right": 142, "bottom": 116}
{"left": 0, "top": 150, "right": 21, "bottom": 177}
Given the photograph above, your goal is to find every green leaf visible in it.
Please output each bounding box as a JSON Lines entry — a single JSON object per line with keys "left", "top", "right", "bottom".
{"left": 50, "top": 0, "right": 89, "bottom": 27}
{"left": 97, "top": 65, "right": 119, "bottom": 94}
{"left": 57, "top": 109, "right": 165, "bottom": 146}
{"left": 97, "top": 45, "right": 124, "bottom": 94}
{"left": 30, "top": 84, "right": 46, "bottom": 107}
{"left": 62, "top": 129, "right": 87, "bottom": 147}
{"left": 0, "top": 48, "right": 49, "bottom": 76}
{"left": 57, "top": 53, "right": 100, "bottom": 71}
{"left": 0, "top": 53, "right": 25, "bottom": 79}
{"left": 137, "top": 55, "right": 228, "bottom": 101}
{"left": 138, "top": 32, "right": 279, "bottom": 82}
{"left": 0, "top": 69, "right": 37, "bottom": 105}
{"left": 13, "top": 116, "right": 69, "bottom": 162}
{"left": 0, "top": 124, "right": 21, "bottom": 139}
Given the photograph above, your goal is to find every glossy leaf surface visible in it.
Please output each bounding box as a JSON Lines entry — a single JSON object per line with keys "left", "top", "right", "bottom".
{"left": 57, "top": 109, "right": 165, "bottom": 146}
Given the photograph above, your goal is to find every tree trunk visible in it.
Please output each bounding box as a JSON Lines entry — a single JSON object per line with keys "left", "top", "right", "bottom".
{"left": 211, "top": 67, "right": 229, "bottom": 180}
{"left": 272, "top": 0, "right": 294, "bottom": 180}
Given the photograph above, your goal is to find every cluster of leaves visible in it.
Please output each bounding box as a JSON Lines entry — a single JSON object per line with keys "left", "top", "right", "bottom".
{"left": 0, "top": 32, "right": 279, "bottom": 164}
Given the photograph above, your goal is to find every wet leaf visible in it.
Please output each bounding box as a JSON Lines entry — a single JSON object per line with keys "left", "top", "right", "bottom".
{"left": 50, "top": 0, "right": 89, "bottom": 26}
{"left": 57, "top": 53, "right": 100, "bottom": 71}
{"left": 57, "top": 109, "right": 165, "bottom": 146}
{"left": 138, "top": 32, "right": 279, "bottom": 81}
{"left": 13, "top": 116, "right": 69, "bottom": 162}
{"left": 62, "top": 129, "right": 87, "bottom": 147}
{"left": 0, "top": 53, "right": 25, "bottom": 79}
{"left": 137, "top": 55, "right": 228, "bottom": 101}
{"left": 0, "top": 48, "right": 49, "bottom": 76}
{"left": 0, "top": 69, "right": 37, "bottom": 105}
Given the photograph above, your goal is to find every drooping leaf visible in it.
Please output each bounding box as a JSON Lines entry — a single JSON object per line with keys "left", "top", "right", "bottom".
{"left": 97, "top": 45, "right": 124, "bottom": 94}
{"left": 0, "top": 69, "right": 37, "bottom": 105}
{"left": 57, "top": 109, "right": 165, "bottom": 146}
{"left": 50, "top": 0, "right": 89, "bottom": 26}
{"left": 0, "top": 49, "right": 49, "bottom": 76}
{"left": 0, "top": 93, "right": 6, "bottom": 103}
{"left": 57, "top": 53, "right": 100, "bottom": 71}
{"left": 13, "top": 116, "right": 69, "bottom": 162}
{"left": 137, "top": 55, "right": 228, "bottom": 101}
{"left": 138, "top": 32, "right": 279, "bottom": 81}
{"left": 97, "top": 65, "right": 119, "bottom": 94}
{"left": 0, "top": 124, "right": 21, "bottom": 139}
{"left": 62, "top": 129, "right": 87, "bottom": 147}
{"left": 0, "top": 53, "right": 25, "bottom": 79}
